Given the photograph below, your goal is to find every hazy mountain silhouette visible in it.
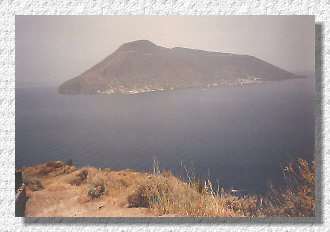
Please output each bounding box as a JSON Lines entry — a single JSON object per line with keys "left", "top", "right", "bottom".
{"left": 59, "top": 40, "right": 301, "bottom": 94}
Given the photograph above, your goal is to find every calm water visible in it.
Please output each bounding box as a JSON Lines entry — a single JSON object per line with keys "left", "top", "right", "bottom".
{"left": 16, "top": 78, "right": 314, "bottom": 194}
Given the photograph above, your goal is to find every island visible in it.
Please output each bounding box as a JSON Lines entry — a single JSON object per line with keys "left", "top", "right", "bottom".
{"left": 58, "top": 40, "right": 302, "bottom": 95}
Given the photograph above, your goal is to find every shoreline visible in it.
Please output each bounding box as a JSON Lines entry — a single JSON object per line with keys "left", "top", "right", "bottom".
{"left": 58, "top": 76, "right": 306, "bottom": 96}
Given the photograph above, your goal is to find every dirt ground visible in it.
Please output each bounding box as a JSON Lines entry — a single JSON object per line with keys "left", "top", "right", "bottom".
{"left": 23, "top": 164, "right": 168, "bottom": 217}
{"left": 25, "top": 187, "right": 156, "bottom": 217}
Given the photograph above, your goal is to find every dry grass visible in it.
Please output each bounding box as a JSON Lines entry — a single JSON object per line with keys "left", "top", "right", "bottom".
{"left": 125, "top": 158, "right": 315, "bottom": 217}
{"left": 46, "top": 160, "right": 64, "bottom": 168}
{"left": 46, "top": 182, "right": 70, "bottom": 192}
{"left": 127, "top": 171, "right": 263, "bottom": 217}
{"left": 22, "top": 161, "right": 66, "bottom": 177}
{"left": 263, "top": 158, "right": 315, "bottom": 217}
{"left": 69, "top": 169, "right": 88, "bottom": 186}
{"left": 22, "top": 172, "right": 43, "bottom": 191}
{"left": 21, "top": 161, "right": 77, "bottom": 192}
{"left": 18, "top": 157, "right": 315, "bottom": 217}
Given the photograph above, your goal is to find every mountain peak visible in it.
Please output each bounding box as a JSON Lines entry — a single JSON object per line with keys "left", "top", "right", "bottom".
{"left": 116, "top": 40, "right": 160, "bottom": 53}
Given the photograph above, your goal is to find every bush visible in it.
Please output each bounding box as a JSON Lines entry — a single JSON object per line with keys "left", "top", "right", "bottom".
{"left": 221, "top": 193, "right": 262, "bottom": 216}
{"left": 38, "top": 167, "right": 51, "bottom": 176}
{"left": 22, "top": 172, "right": 43, "bottom": 191}
{"left": 264, "top": 158, "right": 315, "bottom": 217}
{"left": 127, "top": 185, "right": 150, "bottom": 208}
{"left": 38, "top": 162, "right": 64, "bottom": 176}
{"left": 63, "top": 165, "right": 76, "bottom": 174}
{"left": 88, "top": 174, "right": 106, "bottom": 198}
{"left": 46, "top": 160, "right": 64, "bottom": 168}
{"left": 127, "top": 176, "right": 178, "bottom": 210}
{"left": 70, "top": 169, "right": 88, "bottom": 186}
{"left": 79, "top": 169, "right": 88, "bottom": 179}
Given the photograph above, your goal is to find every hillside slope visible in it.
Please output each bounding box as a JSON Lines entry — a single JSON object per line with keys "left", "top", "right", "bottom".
{"left": 20, "top": 161, "right": 261, "bottom": 217}
{"left": 20, "top": 159, "right": 314, "bottom": 217}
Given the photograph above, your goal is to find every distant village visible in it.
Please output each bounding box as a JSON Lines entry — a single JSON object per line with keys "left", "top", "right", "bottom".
{"left": 96, "top": 77, "right": 268, "bottom": 95}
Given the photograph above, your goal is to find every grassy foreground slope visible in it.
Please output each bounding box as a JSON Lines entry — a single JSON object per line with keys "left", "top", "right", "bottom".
{"left": 19, "top": 158, "right": 314, "bottom": 217}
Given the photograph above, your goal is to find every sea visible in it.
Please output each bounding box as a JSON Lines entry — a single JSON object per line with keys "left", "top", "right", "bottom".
{"left": 16, "top": 77, "right": 315, "bottom": 194}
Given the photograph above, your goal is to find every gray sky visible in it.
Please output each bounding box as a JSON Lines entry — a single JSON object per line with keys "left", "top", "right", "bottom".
{"left": 16, "top": 16, "right": 314, "bottom": 87}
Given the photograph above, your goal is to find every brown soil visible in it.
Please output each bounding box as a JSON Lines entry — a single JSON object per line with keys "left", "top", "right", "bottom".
{"left": 22, "top": 162, "right": 172, "bottom": 217}
{"left": 25, "top": 186, "right": 156, "bottom": 217}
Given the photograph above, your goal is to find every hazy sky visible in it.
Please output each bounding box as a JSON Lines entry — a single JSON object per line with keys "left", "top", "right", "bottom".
{"left": 16, "top": 16, "right": 314, "bottom": 87}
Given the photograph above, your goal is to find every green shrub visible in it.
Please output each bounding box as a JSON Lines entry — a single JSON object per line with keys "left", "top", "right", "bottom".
{"left": 88, "top": 174, "right": 105, "bottom": 198}
{"left": 22, "top": 172, "right": 43, "bottom": 191}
